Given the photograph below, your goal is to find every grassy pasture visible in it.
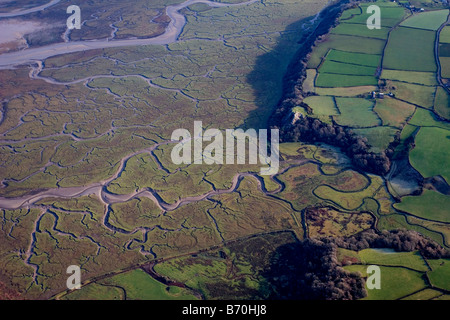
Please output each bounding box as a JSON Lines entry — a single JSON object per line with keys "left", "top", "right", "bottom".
{"left": 427, "top": 259, "right": 450, "bottom": 291}
{"left": 342, "top": 3, "right": 407, "bottom": 27}
{"left": 303, "top": 96, "right": 339, "bottom": 116}
{"left": 377, "top": 213, "right": 448, "bottom": 248}
{"left": 400, "top": 124, "right": 419, "bottom": 141}
{"left": 409, "top": 127, "right": 450, "bottom": 183}
{"left": 316, "top": 73, "right": 378, "bottom": 88}
{"left": 315, "top": 86, "right": 378, "bottom": 97}
{"left": 358, "top": 249, "right": 429, "bottom": 272}
{"left": 353, "top": 126, "right": 398, "bottom": 152}
{"left": 383, "top": 27, "right": 437, "bottom": 72}
{"left": 440, "top": 26, "right": 450, "bottom": 43}
{"left": 62, "top": 283, "right": 124, "bottom": 300}
{"left": 99, "top": 269, "right": 198, "bottom": 300}
{"left": 307, "top": 34, "right": 386, "bottom": 68}
{"left": 373, "top": 98, "right": 416, "bottom": 128}
{"left": 395, "top": 189, "right": 450, "bottom": 223}
{"left": 303, "top": 69, "right": 317, "bottom": 93}
{"left": 340, "top": 7, "right": 362, "bottom": 20}
{"left": 400, "top": 10, "right": 449, "bottom": 31}
{"left": 331, "top": 23, "right": 390, "bottom": 40}
{"left": 440, "top": 56, "right": 450, "bottom": 78}
{"left": 434, "top": 87, "right": 450, "bottom": 120}
{"left": 326, "top": 50, "right": 381, "bottom": 67}
{"left": 381, "top": 70, "right": 437, "bottom": 86}
{"left": 409, "top": 108, "right": 450, "bottom": 130}
{"left": 153, "top": 232, "right": 297, "bottom": 300}
{"left": 319, "top": 60, "right": 377, "bottom": 76}
{"left": 334, "top": 98, "right": 380, "bottom": 127}
{"left": 344, "top": 265, "right": 428, "bottom": 300}
{"left": 387, "top": 81, "right": 436, "bottom": 109}
{"left": 402, "top": 289, "right": 443, "bottom": 300}
{"left": 406, "top": 215, "right": 450, "bottom": 248}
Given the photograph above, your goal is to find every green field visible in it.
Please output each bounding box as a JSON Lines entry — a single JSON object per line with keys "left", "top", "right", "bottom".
{"left": 358, "top": 249, "right": 429, "bottom": 272}
{"left": 440, "top": 56, "right": 450, "bottom": 78}
{"left": 331, "top": 23, "right": 390, "bottom": 40}
{"left": 1, "top": 0, "right": 450, "bottom": 301}
{"left": 303, "top": 69, "right": 317, "bottom": 93}
{"left": 316, "top": 73, "right": 378, "bottom": 88}
{"left": 388, "top": 81, "right": 436, "bottom": 109}
{"left": 434, "top": 87, "right": 450, "bottom": 120}
{"left": 409, "top": 108, "right": 450, "bottom": 130}
{"left": 409, "top": 127, "right": 450, "bottom": 182}
{"left": 373, "top": 98, "right": 416, "bottom": 128}
{"left": 341, "top": 3, "right": 407, "bottom": 27}
{"left": 319, "top": 60, "right": 378, "bottom": 76}
{"left": 334, "top": 98, "right": 380, "bottom": 127}
{"left": 315, "top": 86, "right": 378, "bottom": 97}
{"left": 381, "top": 70, "right": 437, "bottom": 86}
{"left": 344, "top": 265, "right": 428, "bottom": 300}
{"left": 326, "top": 50, "right": 381, "bottom": 67}
{"left": 303, "top": 96, "right": 339, "bottom": 116}
{"left": 307, "top": 34, "right": 386, "bottom": 68}
{"left": 440, "top": 26, "right": 450, "bottom": 43}
{"left": 62, "top": 283, "right": 124, "bottom": 300}
{"left": 63, "top": 269, "right": 198, "bottom": 300}
{"left": 395, "top": 189, "right": 450, "bottom": 223}
{"left": 100, "top": 269, "right": 198, "bottom": 300}
{"left": 340, "top": 7, "right": 362, "bottom": 20}
{"left": 383, "top": 27, "right": 437, "bottom": 72}
{"left": 402, "top": 288, "right": 444, "bottom": 300}
{"left": 428, "top": 259, "right": 450, "bottom": 291}
{"left": 400, "top": 10, "right": 449, "bottom": 31}
{"left": 353, "top": 127, "right": 398, "bottom": 152}
{"left": 400, "top": 124, "right": 419, "bottom": 142}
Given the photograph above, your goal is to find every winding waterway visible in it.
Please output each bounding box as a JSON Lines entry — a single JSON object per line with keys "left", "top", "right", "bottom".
{"left": 0, "top": 0, "right": 61, "bottom": 18}
{"left": 0, "top": 0, "right": 259, "bottom": 69}
{"left": 0, "top": 0, "right": 264, "bottom": 209}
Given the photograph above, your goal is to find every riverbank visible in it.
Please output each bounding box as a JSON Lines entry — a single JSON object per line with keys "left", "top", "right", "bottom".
{"left": 0, "top": 0, "right": 259, "bottom": 69}
{"left": 269, "top": 0, "right": 352, "bottom": 129}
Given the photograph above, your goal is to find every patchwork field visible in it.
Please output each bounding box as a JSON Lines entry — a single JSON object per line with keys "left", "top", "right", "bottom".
{"left": 395, "top": 189, "right": 450, "bottom": 223}
{"left": 400, "top": 10, "right": 449, "bottom": 31}
{"left": 297, "top": 0, "right": 450, "bottom": 280}
{"left": 409, "top": 127, "right": 450, "bottom": 183}
{"left": 341, "top": 248, "right": 450, "bottom": 300}
{"left": 63, "top": 269, "right": 198, "bottom": 300}
{"left": 383, "top": 27, "right": 436, "bottom": 72}
{"left": 0, "top": 0, "right": 449, "bottom": 302}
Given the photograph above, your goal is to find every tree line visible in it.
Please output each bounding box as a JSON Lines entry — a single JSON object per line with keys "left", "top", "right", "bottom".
{"left": 269, "top": 0, "right": 396, "bottom": 176}
{"left": 263, "top": 229, "right": 449, "bottom": 300}
{"left": 279, "top": 112, "right": 397, "bottom": 175}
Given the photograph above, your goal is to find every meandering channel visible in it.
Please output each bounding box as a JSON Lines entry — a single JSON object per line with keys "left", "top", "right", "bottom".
{"left": 0, "top": 0, "right": 259, "bottom": 69}
{"left": 0, "top": 0, "right": 61, "bottom": 18}
{"left": 0, "top": 134, "right": 300, "bottom": 211}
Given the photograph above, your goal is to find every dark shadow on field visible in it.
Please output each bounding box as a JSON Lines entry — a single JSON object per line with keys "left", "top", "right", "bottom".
{"left": 244, "top": 1, "right": 347, "bottom": 131}
{"left": 243, "top": 16, "right": 311, "bottom": 130}
{"left": 258, "top": 239, "right": 367, "bottom": 300}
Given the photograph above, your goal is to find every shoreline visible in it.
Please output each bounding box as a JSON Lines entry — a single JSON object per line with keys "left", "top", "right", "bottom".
{"left": 269, "top": 0, "right": 352, "bottom": 130}
{"left": 0, "top": 0, "right": 259, "bottom": 69}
